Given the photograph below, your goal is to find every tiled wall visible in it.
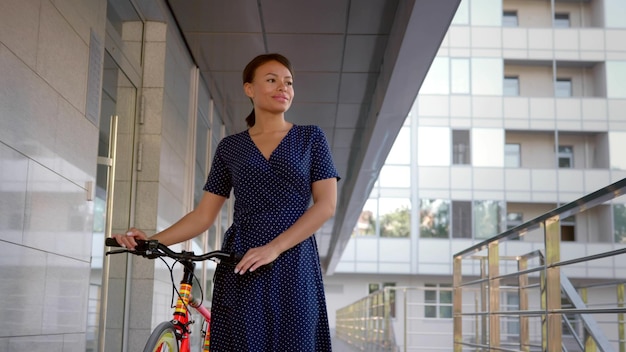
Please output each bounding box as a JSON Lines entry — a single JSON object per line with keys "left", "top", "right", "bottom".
{"left": 0, "top": 0, "right": 107, "bottom": 349}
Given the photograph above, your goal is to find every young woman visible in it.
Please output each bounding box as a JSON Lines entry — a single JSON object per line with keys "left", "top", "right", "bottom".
{"left": 113, "top": 53, "right": 339, "bottom": 351}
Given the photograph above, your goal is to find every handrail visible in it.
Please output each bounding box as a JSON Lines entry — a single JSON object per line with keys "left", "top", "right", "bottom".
{"left": 454, "top": 178, "right": 626, "bottom": 259}
{"left": 453, "top": 178, "right": 626, "bottom": 352}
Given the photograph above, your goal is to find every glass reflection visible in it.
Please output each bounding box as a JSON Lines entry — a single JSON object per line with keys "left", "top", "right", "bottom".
{"left": 470, "top": 0, "right": 502, "bottom": 26}
{"left": 418, "top": 127, "right": 450, "bottom": 166}
{"left": 614, "top": 204, "right": 626, "bottom": 243}
{"left": 606, "top": 61, "right": 626, "bottom": 98}
{"left": 609, "top": 132, "right": 626, "bottom": 170}
{"left": 420, "top": 199, "right": 450, "bottom": 238}
{"left": 474, "top": 200, "right": 504, "bottom": 239}
{"left": 421, "top": 57, "right": 450, "bottom": 95}
{"left": 385, "top": 126, "right": 411, "bottom": 164}
{"left": 473, "top": 128, "right": 504, "bottom": 167}
{"left": 379, "top": 198, "right": 411, "bottom": 238}
{"left": 605, "top": 0, "right": 626, "bottom": 28}
{"left": 472, "top": 58, "right": 503, "bottom": 95}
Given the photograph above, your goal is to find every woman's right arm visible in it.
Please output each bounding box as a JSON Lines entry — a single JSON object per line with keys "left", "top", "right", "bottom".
{"left": 112, "top": 191, "right": 227, "bottom": 250}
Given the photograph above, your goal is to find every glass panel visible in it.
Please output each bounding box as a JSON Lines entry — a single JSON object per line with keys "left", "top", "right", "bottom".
{"left": 502, "top": 11, "right": 518, "bottom": 27}
{"left": 354, "top": 198, "right": 377, "bottom": 236}
{"left": 379, "top": 165, "right": 410, "bottom": 188}
{"left": 378, "top": 198, "right": 411, "bottom": 238}
{"left": 420, "top": 199, "right": 450, "bottom": 238}
{"left": 106, "top": 0, "right": 143, "bottom": 70}
{"left": 385, "top": 126, "right": 411, "bottom": 164}
{"left": 614, "top": 204, "right": 626, "bottom": 243}
{"left": 420, "top": 57, "right": 450, "bottom": 94}
{"left": 452, "top": 201, "right": 472, "bottom": 238}
{"left": 555, "top": 78, "right": 572, "bottom": 97}
{"left": 425, "top": 289, "right": 437, "bottom": 303}
{"left": 472, "top": 58, "right": 503, "bottom": 95}
{"left": 452, "top": 130, "right": 471, "bottom": 165}
{"left": 474, "top": 200, "right": 503, "bottom": 239}
{"left": 558, "top": 145, "right": 574, "bottom": 168}
{"left": 609, "top": 132, "right": 626, "bottom": 170}
{"left": 504, "top": 144, "right": 521, "bottom": 168}
{"left": 418, "top": 127, "right": 450, "bottom": 166}
{"left": 470, "top": 0, "right": 502, "bottom": 26}
{"left": 473, "top": 128, "right": 504, "bottom": 167}
{"left": 606, "top": 61, "right": 626, "bottom": 98}
{"left": 554, "top": 13, "right": 570, "bottom": 28}
{"left": 425, "top": 305, "right": 437, "bottom": 318}
{"left": 451, "top": 58, "right": 470, "bottom": 94}
{"left": 369, "top": 283, "right": 381, "bottom": 294}
{"left": 89, "top": 51, "right": 137, "bottom": 352}
{"left": 439, "top": 305, "right": 453, "bottom": 318}
{"left": 503, "top": 76, "right": 519, "bottom": 96}
{"left": 452, "top": 0, "right": 469, "bottom": 25}
{"left": 605, "top": 0, "right": 626, "bottom": 28}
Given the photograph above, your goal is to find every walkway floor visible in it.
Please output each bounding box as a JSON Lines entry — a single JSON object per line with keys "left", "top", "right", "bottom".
{"left": 331, "top": 332, "right": 359, "bottom": 351}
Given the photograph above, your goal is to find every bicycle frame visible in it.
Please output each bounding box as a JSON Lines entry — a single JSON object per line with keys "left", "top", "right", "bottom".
{"left": 173, "top": 259, "right": 211, "bottom": 352}
{"left": 105, "top": 238, "right": 239, "bottom": 352}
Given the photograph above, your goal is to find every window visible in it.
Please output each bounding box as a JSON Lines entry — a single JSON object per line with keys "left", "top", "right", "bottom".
{"left": 474, "top": 200, "right": 503, "bottom": 239}
{"left": 507, "top": 212, "right": 523, "bottom": 230}
{"left": 452, "top": 130, "right": 471, "bottom": 165}
{"left": 554, "top": 13, "right": 570, "bottom": 28}
{"left": 561, "top": 216, "right": 575, "bottom": 241}
{"left": 555, "top": 78, "right": 572, "bottom": 97}
{"left": 614, "top": 204, "right": 626, "bottom": 243}
{"left": 503, "top": 76, "right": 519, "bottom": 96}
{"left": 420, "top": 199, "right": 450, "bottom": 238}
{"left": 425, "top": 284, "right": 453, "bottom": 319}
{"left": 502, "top": 11, "right": 518, "bottom": 27}
{"left": 504, "top": 143, "right": 521, "bottom": 167}
{"left": 558, "top": 145, "right": 574, "bottom": 168}
{"left": 452, "top": 201, "right": 472, "bottom": 238}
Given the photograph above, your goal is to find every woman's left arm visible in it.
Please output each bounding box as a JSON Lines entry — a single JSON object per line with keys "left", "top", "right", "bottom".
{"left": 234, "top": 177, "right": 338, "bottom": 274}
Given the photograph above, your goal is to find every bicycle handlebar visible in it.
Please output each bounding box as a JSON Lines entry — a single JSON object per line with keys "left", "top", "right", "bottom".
{"left": 105, "top": 237, "right": 240, "bottom": 266}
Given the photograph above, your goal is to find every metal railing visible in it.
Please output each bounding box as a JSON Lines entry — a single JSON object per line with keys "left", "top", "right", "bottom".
{"left": 453, "top": 178, "right": 626, "bottom": 352}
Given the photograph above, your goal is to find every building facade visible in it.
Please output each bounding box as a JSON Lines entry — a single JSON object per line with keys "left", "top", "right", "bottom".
{"left": 325, "top": 0, "right": 626, "bottom": 349}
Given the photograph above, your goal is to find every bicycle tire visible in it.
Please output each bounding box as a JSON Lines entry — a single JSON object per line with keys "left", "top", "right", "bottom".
{"left": 143, "top": 321, "right": 179, "bottom": 352}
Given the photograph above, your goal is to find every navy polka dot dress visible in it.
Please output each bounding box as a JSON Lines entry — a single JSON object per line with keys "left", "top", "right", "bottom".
{"left": 203, "top": 125, "right": 339, "bottom": 351}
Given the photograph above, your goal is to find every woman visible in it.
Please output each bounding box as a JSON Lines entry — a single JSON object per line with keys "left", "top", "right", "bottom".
{"left": 113, "top": 53, "right": 339, "bottom": 351}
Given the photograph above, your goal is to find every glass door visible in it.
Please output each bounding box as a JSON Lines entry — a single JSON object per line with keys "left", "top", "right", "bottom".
{"left": 86, "top": 51, "right": 137, "bottom": 352}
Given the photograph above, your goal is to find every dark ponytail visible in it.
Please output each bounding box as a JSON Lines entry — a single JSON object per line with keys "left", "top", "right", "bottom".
{"left": 242, "top": 53, "right": 294, "bottom": 127}
{"left": 245, "top": 109, "right": 255, "bottom": 127}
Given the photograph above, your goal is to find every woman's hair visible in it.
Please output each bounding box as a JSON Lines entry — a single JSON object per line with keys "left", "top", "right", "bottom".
{"left": 243, "top": 53, "right": 294, "bottom": 127}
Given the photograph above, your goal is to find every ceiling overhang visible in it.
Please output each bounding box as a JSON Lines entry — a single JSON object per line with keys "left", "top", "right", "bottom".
{"left": 155, "top": 0, "right": 460, "bottom": 274}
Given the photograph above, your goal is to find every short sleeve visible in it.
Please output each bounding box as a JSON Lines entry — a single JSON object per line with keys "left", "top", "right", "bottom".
{"left": 203, "top": 141, "right": 233, "bottom": 197}
{"left": 310, "top": 126, "right": 341, "bottom": 182}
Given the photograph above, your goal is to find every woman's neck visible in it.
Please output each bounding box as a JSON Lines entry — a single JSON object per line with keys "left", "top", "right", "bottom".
{"left": 250, "top": 113, "right": 291, "bottom": 134}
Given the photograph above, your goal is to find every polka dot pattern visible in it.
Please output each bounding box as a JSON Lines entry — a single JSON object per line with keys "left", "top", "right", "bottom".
{"left": 203, "top": 125, "right": 339, "bottom": 351}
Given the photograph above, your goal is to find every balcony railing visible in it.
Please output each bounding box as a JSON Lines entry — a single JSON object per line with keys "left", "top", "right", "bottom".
{"left": 453, "top": 177, "right": 626, "bottom": 351}
{"left": 335, "top": 178, "right": 626, "bottom": 351}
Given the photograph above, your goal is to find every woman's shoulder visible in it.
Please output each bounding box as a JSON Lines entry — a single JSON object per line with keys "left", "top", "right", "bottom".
{"left": 293, "top": 124, "right": 326, "bottom": 137}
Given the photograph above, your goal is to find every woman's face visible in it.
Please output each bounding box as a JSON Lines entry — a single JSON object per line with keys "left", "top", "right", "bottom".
{"left": 244, "top": 60, "right": 294, "bottom": 114}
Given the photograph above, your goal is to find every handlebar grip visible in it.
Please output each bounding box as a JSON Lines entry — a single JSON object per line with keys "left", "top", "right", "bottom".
{"left": 105, "top": 237, "right": 121, "bottom": 247}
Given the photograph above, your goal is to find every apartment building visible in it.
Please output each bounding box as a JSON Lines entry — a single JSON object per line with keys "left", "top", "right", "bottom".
{"left": 326, "top": 0, "right": 626, "bottom": 350}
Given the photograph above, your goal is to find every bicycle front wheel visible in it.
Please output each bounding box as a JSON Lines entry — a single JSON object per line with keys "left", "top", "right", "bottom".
{"left": 143, "top": 321, "right": 179, "bottom": 352}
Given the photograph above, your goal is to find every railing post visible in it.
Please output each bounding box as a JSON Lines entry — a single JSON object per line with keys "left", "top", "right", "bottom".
{"left": 488, "top": 241, "right": 501, "bottom": 349}
{"left": 544, "top": 216, "right": 562, "bottom": 352}
{"left": 481, "top": 257, "right": 488, "bottom": 349}
{"left": 518, "top": 256, "right": 529, "bottom": 352}
{"left": 453, "top": 256, "right": 463, "bottom": 352}
{"left": 619, "top": 283, "right": 625, "bottom": 352}
{"left": 580, "top": 288, "right": 598, "bottom": 351}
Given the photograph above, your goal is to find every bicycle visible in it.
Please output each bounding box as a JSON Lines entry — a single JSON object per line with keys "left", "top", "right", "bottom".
{"left": 105, "top": 237, "right": 240, "bottom": 352}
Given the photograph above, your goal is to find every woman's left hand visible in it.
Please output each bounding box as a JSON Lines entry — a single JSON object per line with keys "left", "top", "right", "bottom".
{"left": 235, "top": 243, "right": 280, "bottom": 274}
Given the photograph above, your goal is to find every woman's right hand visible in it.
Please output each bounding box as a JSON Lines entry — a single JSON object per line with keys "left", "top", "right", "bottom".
{"left": 111, "top": 227, "right": 148, "bottom": 250}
